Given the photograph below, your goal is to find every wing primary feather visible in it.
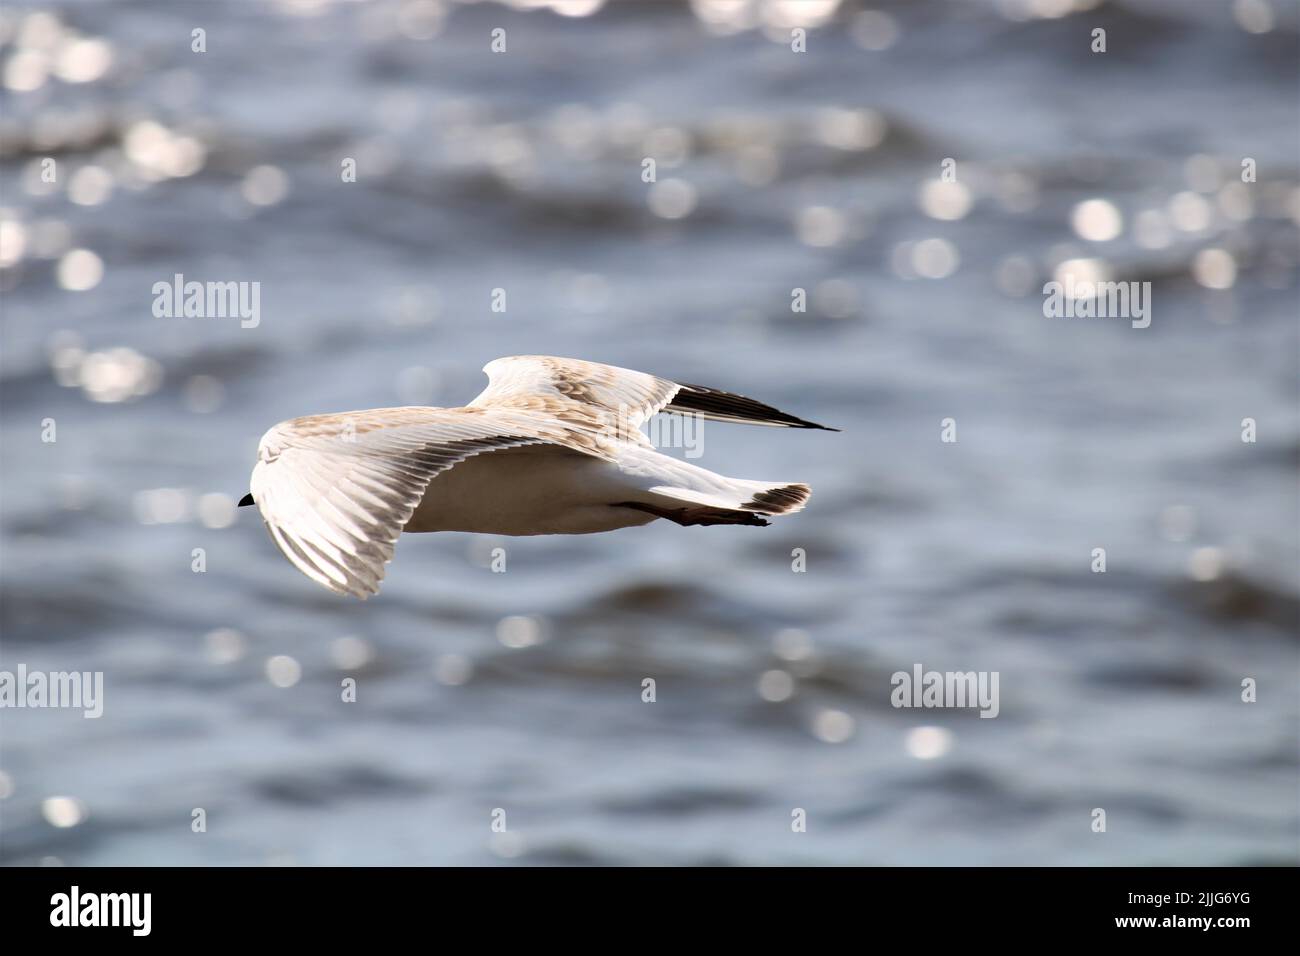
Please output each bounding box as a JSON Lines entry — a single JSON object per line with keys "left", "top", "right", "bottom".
{"left": 664, "top": 383, "right": 838, "bottom": 431}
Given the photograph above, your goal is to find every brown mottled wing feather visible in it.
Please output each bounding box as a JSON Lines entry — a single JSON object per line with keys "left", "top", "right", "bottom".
{"left": 469, "top": 356, "right": 680, "bottom": 441}
{"left": 470, "top": 355, "right": 835, "bottom": 437}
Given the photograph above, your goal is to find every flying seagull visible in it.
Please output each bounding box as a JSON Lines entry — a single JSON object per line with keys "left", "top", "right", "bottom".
{"left": 240, "top": 355, "right": 836, "bottom": 598}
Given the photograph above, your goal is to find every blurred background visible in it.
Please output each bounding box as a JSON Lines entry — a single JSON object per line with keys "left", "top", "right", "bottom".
{"left": 1, "top": 0, "right": 1297, "bottom": 866}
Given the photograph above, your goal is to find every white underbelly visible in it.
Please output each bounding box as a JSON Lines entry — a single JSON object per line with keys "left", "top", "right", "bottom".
{"left": 404, "top": 446, "right": 656, "bottom": 535}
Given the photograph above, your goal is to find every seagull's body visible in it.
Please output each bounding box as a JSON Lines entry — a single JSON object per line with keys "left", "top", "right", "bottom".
{"left": 243, "top": 356, "right": 834, "bottom": 598}
{"left": 405, "top": 444, "right": 662, "bottom": 535}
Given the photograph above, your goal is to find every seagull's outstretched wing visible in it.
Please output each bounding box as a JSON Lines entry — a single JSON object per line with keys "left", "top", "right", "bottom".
{"left": 248, "top": 407, "right": 612, "bottom": 598}
{"left": 470, "top": 355, "right": 836, "bottom": 436}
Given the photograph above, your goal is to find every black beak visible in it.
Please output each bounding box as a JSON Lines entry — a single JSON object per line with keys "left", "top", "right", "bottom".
{"left": 239, "top": 493, "right": 255, "bottom": 507}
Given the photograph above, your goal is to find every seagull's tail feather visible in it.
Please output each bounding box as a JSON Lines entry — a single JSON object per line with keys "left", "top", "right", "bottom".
{"left": 648, "top": 480, "right": 810, "bottom": 514}
{"left": 612, "top": 444, "right": 811, "bottom": 527}
{"left": 628, "top": 480, "right": 810, "bottom": 528}
{"left": 739, "top": 482, "right": 811, "bottom": 515}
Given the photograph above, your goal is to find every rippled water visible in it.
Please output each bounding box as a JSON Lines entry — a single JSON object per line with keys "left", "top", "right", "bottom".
{"left": 1, "top": 0, "right": 1297, "bottom": 866}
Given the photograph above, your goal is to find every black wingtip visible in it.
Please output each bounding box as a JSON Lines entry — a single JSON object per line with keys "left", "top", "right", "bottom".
{"left": 239, "top": 493, "right": 255, "bottom": 507}
{"left": 668, "top": 383, "right": 841, "bottom": 432}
